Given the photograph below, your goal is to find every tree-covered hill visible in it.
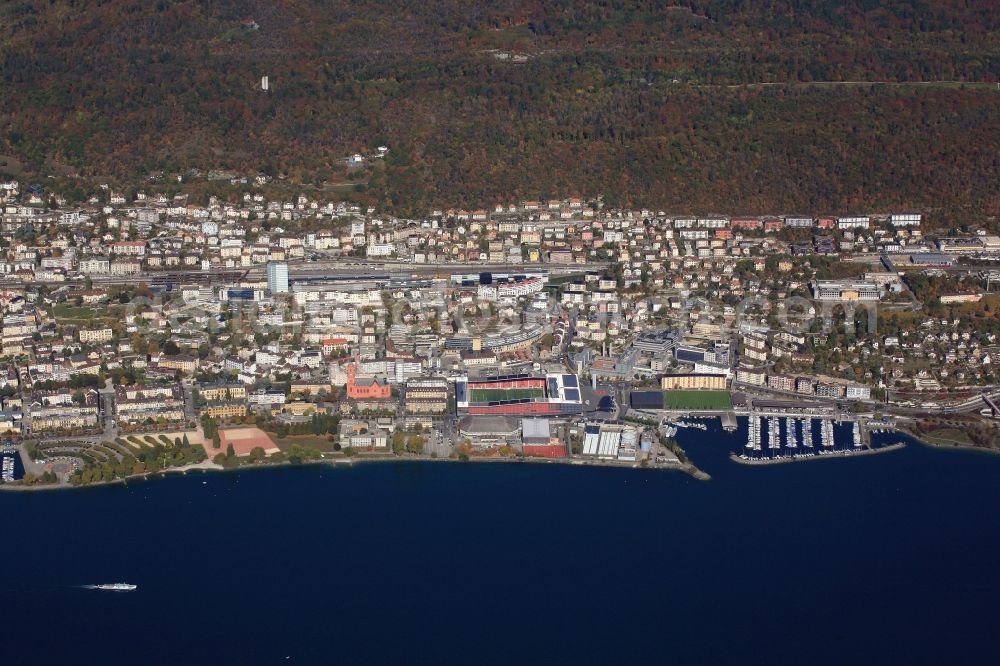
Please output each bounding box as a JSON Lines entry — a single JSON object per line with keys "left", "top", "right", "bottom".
{"left": 1, "top": 1, "right": 998, "bottom": 218}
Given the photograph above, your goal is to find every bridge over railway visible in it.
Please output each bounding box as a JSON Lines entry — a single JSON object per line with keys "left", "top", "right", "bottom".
{"left": 984, "top": 393, "right": 1000, "bottom": 417}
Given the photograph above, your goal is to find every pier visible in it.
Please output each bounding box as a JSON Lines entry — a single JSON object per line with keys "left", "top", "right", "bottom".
{"left": 730, "top": 442, "right": 907, "bottom": 466}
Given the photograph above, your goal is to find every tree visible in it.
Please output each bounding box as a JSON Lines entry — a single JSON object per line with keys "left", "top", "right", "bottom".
{"left": 391, "top": 431, "right": 405, "bottom": 455}
{"left": 212, "top": 432, "right": 221, "bottom": 449}
{"left": 405, "top": 435, "right": 425, "bottom": 455}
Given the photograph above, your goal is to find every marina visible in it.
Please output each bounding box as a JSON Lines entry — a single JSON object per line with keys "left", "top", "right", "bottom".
{"left": 821, "top": 419, "right": 834, "bottom": 448}
{"left": 734, "top": 415, "right": 901, "bottom": 465}
{"left": 745, "top": 414, "right": 760, "bottom": 451}
{"left": 1, "top": 454, "right": 17, "bottom": 483}
{"left": 768, "top": 417, "right": 780, "bottom": 450}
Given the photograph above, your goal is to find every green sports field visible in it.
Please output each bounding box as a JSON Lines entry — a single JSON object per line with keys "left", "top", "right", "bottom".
{"left": 469, "top": 388, "right": 544, "bottom": 403}
{"left": 662, "top": 390, "right": 733, "bottom": 411}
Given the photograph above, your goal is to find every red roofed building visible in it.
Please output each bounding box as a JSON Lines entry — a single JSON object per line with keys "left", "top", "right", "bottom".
{"left": 346, "top": 364, "right": 391, "bottom": 400}
{"left": 322, "top": 338, "right": 350, "bottom": 356}
{"left": 731, "top": 218, "right": 762, "bottom": 230}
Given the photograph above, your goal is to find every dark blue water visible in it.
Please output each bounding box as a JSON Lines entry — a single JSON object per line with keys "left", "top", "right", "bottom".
{"left": 4, "top": 423, "right": 1000, "bottom": 665}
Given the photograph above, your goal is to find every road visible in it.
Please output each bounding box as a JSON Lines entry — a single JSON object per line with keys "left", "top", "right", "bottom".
{"left": 705, "top": 80, "right": 1000, "bottom": 91}
{"left": 98, "top": 378, "right": 118, "bottom": 440}
{"left": 735, "top": 381, "right": 1000, "bottom": 417}
{"left": 888, "top": 390, "right": 1000, "bottom": 416}
{"left": 183, "top": 384, "right": 196, "bottom": 422}
{"left": 17, "top": 442, "right": 46, "bottom": 477}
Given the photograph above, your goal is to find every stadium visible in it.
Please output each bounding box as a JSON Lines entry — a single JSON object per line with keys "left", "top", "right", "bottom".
{"left": 456, "top": 373, "right": 584, "bottom": 416}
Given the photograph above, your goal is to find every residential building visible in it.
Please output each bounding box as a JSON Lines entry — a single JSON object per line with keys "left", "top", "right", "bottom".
{"left": 661, "top": 373, "right": 727, "bottom": 390}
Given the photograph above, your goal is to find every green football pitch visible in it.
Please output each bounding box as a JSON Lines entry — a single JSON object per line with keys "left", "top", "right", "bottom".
{"left": 469, "top": 388, "right": 544, "bottom": 403}
{"left": 662, "top": 390, "right": 733, "bottom": 410}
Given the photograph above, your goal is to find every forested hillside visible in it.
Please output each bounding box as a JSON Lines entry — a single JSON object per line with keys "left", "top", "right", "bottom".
{"left": 1, "top": 0, "right": 998, "bottom": 217}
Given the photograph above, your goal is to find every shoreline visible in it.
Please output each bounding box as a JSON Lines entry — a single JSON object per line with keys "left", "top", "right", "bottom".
{"left": 0, "top": 452, "right": 710, "bottom": 493}
{"left": 0, "top": 459, "right": 226, "bottom": 493}
{"left": 729, "top": 442, "right": 907, "bottom": 466}
{"left": 898, "top": 428, "right": 1000, "bottom": 457}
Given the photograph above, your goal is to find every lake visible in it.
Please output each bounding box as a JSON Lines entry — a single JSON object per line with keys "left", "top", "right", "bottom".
{"left": 4, "top": 421, "right": 999, "bottom": 665}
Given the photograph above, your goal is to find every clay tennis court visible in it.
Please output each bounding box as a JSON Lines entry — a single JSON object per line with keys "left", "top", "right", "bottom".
{"left": 217, "top": 427, "right": 281, "bottom": 457}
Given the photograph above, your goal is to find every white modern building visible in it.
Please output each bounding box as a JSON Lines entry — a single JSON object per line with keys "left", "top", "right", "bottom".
{"left": 845, "top": 385, "right": 872, "bottom": 400}
{"left": 890, "top": 213, "right": 921, "bottom": 227}
{"left": 266, "top": 261, "right": 289, "bottom": 293}
{"left": 811, "top": 280, "right": 882, "bottom": 301}
{"left": 837, "top": 216, "right": 870, "bottom": 230}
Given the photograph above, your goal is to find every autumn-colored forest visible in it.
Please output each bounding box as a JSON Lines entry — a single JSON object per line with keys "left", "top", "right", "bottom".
{"left": 1, "top": 1, "right": 998, "bottom": 218}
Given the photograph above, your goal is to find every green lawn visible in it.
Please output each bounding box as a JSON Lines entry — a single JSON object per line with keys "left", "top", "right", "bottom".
{"left": 662, "top": 390, "right": 733, "bottom": 411}
{"left": 269, "top": 433, "right": 341, "bottom": 452}
{"left": 50, "top": 304, "right": 116, "bottom": 321}
{"left": 919, "top": 428, "right": 974, "bottom": 447}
